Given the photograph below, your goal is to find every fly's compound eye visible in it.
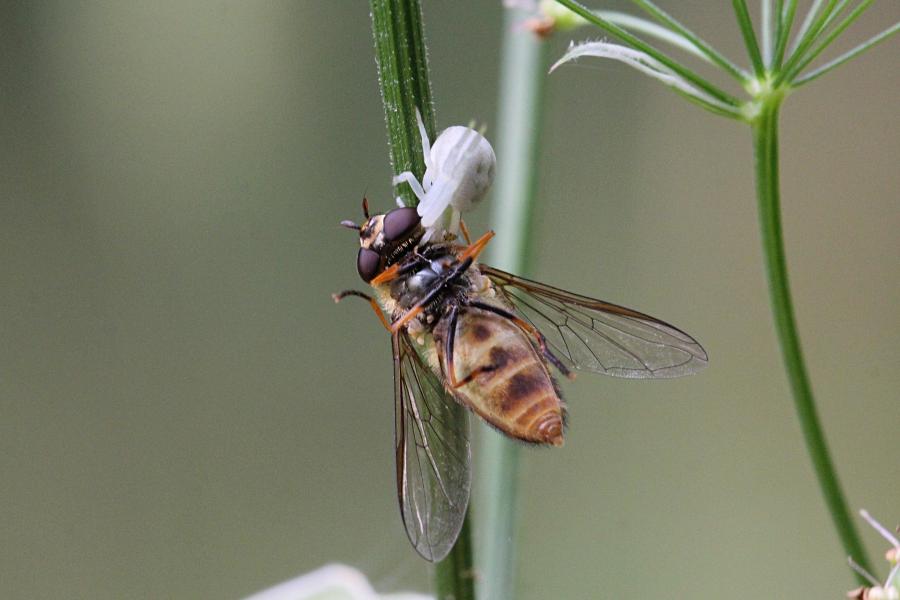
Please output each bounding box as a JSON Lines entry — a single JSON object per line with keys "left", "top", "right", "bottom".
{"left": 357, "top": 247, "right": 382, "bottom": 283}
{"left": 382, "top": 207, "right": 421, "bottom": 242}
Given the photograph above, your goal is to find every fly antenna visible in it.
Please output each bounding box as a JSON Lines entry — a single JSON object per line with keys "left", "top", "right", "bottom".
{"left": 362, "top": 195, "right": 370, "bottom": 219}
{"left": 340, "top": 220, "right": 360, "bottom": 231}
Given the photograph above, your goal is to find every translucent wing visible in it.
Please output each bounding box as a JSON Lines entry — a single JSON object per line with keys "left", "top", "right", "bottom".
{"left": 392, "top": 331, "right": 471, "bottom": 562}
{"left": 480, "top": 265, "right": 708, "bottom": 378}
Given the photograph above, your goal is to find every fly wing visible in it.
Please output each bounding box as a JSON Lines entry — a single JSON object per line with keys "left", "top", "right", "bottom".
{"left": 393, "top": 331, "right": 471, "bottom": 562}
{"left": 480, "top": 265, "right": 708, "bottom": 379}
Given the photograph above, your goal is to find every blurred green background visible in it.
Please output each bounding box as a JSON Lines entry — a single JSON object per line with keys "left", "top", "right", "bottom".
{"left": 1, "top": 2, "right": 897, "bottom": 598}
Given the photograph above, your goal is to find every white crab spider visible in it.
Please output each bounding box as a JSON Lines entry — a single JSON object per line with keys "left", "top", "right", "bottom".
{"left": 393, "top": 109, "right": 496, "bottom": 241}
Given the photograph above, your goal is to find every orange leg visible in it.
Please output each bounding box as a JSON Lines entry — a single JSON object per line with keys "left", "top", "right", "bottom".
{"left": 443, "top": 305, "right": 497, "bottom": 388}
{"left": 389, "top": 303, "right": 424, "bottom": 333}
{"left": 378, "top": 230, "right": 496, "bottom": 336}
{"left": 333, "top": 290, "right": 391, "bottom": 332}
{"left": 457, "top": 230, "right": 495, "bottom": 263}
{"left": 370, "top": 262, "right": 402, "bottom": 285}
{"left": 459, "top": 219, "right": 472, "bottom": 245}
{"left": 446, "top": 353, "right": 498, "bottom": 388}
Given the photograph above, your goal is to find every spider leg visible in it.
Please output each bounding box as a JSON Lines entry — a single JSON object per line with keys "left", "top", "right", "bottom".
{"left": 392, "top": 171, "right": 427, "bottom": 204}
{"left": 414, "top": 107, "right": 433, "bottom": 172}
{"left": 447, "top": 209, "right": 461, "bottom": 240}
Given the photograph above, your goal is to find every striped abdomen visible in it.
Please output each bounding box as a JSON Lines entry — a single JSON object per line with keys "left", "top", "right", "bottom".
{"left": 434, "top": 306, "right": 565, "bottom": 446}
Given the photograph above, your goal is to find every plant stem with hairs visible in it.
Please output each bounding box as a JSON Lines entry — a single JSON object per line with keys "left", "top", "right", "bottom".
{"left": 370, "top": 2, "right": 474, "bottom": 598}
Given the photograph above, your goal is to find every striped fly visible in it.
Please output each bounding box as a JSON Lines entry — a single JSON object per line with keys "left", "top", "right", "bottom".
{"left": 334, "top": 198, "right": 708, "bottom": 561}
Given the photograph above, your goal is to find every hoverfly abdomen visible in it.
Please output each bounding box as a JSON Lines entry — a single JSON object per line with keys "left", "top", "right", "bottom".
{"left": 435, "top": 307, "right": 565, "bottom": 446}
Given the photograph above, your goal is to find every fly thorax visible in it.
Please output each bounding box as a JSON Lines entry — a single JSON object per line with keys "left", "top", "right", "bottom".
{"left": 407, "top": 268, "right": 439, "bottom": 293}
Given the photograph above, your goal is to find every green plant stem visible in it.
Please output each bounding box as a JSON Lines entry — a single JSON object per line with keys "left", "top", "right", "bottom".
{"left": 628, "top": 0, "right": 750, "bottom": 81}
{"left": 789, "top": 0, "right": 825, "bottom": 56}
{"left": 793, "top": 20, "right": 900, "bottom": 86}
{"left": 751, "top": 97, "right": 871, "bottom": 584}
{"left": 761, "top": 0, "right": 773, "bottom": 66}
{"left": 370, "top": 0, "right": 436, "bottom": 208}
{"left": 476, "top": 9, "right": 549, "bottom": 600}
{"left": 732, "top": 0, "right": 766, "bottom": 77}
{"left": 554, "top": 0, "right": 741, "bottom": 107}
{"left": 598, "top": 10, "right": 713, "bottom": 63}
{"left": 776, "top": 0, "right": 839, "bottom": 86}
{"left": 781, "top": 0, "right": 874, "bottom": 84}
{"left": 370, "top": 2, "right": 475, "bottom": 598}
{"left": 772, "top": 0, "right": 798, "bottom": 70}
{"left": 434, "top": 521, "right": 475, "bottom": 600}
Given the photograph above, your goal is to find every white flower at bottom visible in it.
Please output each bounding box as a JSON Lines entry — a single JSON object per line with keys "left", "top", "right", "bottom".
{"left": 244, "top": 563, "right": 432, "bottom": 600}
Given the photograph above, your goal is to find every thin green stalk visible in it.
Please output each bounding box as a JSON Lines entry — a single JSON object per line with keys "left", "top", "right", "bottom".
{"left": 476, "top": 9, "right": 549, "bottom": 600}
{"left": 434, "top": 521, "right": 475, "bottom": 600}
{"left": 554, "top": 0, "right": 742, "bottom": 107}
{"left": 788, "top": 0, "right": 828, "bottom": 55}
{"left": 599, "top": 10, "right": 714, "bottom": 62}
{"left": 817, "top": 0, "right": 854, "bottom": 35}
{"left": 732, "top": 0, "right": 766, "bottom": 77}
{"left": 773, "top": 0, "right": 784, "bottom": 60}
{"left": 552, "top": 0, "right": 894, "bottom": 587}
{"left": 629, "top": 0, "right": 750, "bottom": 82}
{"left": 370, "top": 2, "right": 475, "bottom": 598}
{"left": 781, "top": 0, "right": 874, "bottom": 84}
{"left": 751, "top": 98, "right": 872, "bottom": 584}
{"left": 772, "top": 0, "right": 798, "bottom": 69}
{"left": 794, "top": 20, "right": 900, "bottom": 86}
{"left": 776, "top": 0, "right": 840, "bottom": 85}
{"left": 762, "top": 0, "right": 774, "bottom": 66}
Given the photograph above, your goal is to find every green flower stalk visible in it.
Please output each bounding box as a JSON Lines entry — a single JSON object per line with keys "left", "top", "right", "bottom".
{"left": 476, "top": 6, "right": 551, "bottom": 600}
{"left": 551, "top": 0, "right": 899, "bottom": 584}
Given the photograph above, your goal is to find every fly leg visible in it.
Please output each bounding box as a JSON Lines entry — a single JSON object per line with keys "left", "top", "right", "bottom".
{"left": 332, "top": 290, "right": 391, "bottom": 332}
{"left": 389, "top": 253, "right": 480, "bottom": 334}
{"left": 443, "top": 304, "right": 499, "bottom": 388}
{"left": 457, "top": 230, "right": 494, "bottom": 263}
{"left": 459, "top": 219, "right": 472, "bottom": 245}
{"left": 390, "top": 302, "right": 426, "bottom": 334}
{"left": 466, "top": 300, "right": 574, "bottom": 379}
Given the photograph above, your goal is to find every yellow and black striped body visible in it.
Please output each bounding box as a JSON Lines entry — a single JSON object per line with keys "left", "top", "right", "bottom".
{"left": 373, "top": 264, "right": 566, "bottom": 447}
{"left": 433, "top": 302, "right": 565, "bottom": 446}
